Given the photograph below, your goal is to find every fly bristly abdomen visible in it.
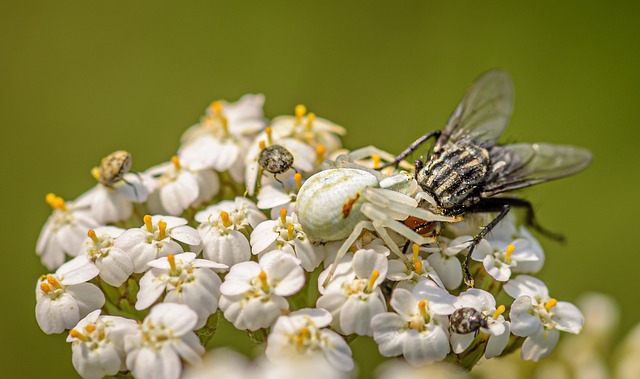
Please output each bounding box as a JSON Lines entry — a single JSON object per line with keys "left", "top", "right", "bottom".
{"left": 418, "top": 139, "right": 491, "bottom": 210}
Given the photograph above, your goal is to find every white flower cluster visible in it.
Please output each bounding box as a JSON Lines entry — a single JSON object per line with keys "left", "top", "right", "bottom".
{"left": 35, "top": 95, "right": 584, "bottom": 378}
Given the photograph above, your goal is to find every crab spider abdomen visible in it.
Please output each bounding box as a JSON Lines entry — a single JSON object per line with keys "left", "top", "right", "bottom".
{"left": 296, "top": 168, "right": 379, "bottom": 241}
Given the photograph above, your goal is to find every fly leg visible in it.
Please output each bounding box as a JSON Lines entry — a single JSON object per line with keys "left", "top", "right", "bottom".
{"left": 463, "top": 204, "right": 511, "bottom": 287}
{"left": 379, "top": 130, "right": 441, "bottom": 169}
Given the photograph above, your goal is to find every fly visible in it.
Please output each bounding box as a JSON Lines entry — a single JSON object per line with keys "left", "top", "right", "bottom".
{"left": 382, "top": 70, "right": 592, "bottom": 287}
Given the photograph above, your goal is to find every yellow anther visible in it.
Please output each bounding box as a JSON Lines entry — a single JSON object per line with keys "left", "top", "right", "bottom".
{"left": 418, "top": 299, "right": 428, "bottom": 318}
{"left": 265, "top": 127, "right": 273, "bottom": 146}
{"left": 315, "top": 144, "right": 326, "bottom": 164}
{"left": 40, "top": 282, "right": 52, "bottom": 294}
{"left": 412, "top": 243, "right": 420, "bottom": 262}
{"left": 220, "top": 116, "right": 229, "bottom": 135}
{"left": 69, "top": 329, "right": 89, "bottom": 342}
{"left": 297, "top": 327, "right": 310, "bottom": 346}
{"left": 371, "top": 154, "right": 381, "bottom": 169}
{"left": 493, "top": 305, "right": 506, "bottom": 319}
{"left": 414, "top": 260, "right": 423, "bottom": 273}
{"left": 46, "top": 193, "right": 66, "bottom": 211}
{"left": 367, "top": 270, "right": 380, "bottom": 291}
{"left": 505, "top": 244, "right": 515, "bottom": 262}
{"left": 295, "top": 104, "right": 307, "bottom": 123}
{"left": 545, "top": 298, "right": 558, "bottom": 311}
{"left": 45, "top": 193, "right": 56, "bottom": 206}
{"left": 287, "top": 224, "right": 295, "bottom": 240}
{"left": 91, "top": 167, "right": 101, "bottom": 180}
{"left": 258, "top": 271, "right": 269, "bottom": 292}
{"left": 171, "top": 155, "right": 181, "bottom": 170}
{"left": 211, "top": 100, "right": 223, "bottom": 116}
{"left": 47, "top": 275, "right": 62, "bottom": 289}
{"left": 294, "top": 173, "right": 302, "bottom": 190}
{"left": 158, "top": 221, "right": 167, "bottom": 240}
{"left": 167, "top": 254, "right": 176, "bottom": 272}
{"left": 279, "top": 208, "right": 287, "bottom": 225}
{"left": 84, "top": 324, "right": 96, "bottom": 334}
{"left": 306, "top": 112, "right": 316, "bottom": 131}
{"left": 259, "top": 140, "right": 267, "bottom": 150}
{"left": 144, "top": 215, "right": 153, "bottom": 233}
{"left": 219, "top": 211, "right": 232, "bottom": 228}
{"left": 87, "top": 229, "right": 99, "bottom": 243}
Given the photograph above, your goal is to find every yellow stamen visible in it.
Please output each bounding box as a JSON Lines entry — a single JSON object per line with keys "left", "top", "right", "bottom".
{"left": 287, "top": 224, "right": 295, "bottom": 240}
{"left": 505, "top": 244, "right": 515, "bottom": 262}
{"left": 258, "top": 271, "right": 269, "bottom": 292}
{"left": 259, "top": 140, "right": 266, "bottom": 150}
{"left": 414, "top": 260, "right": 423, "bottom": 272}
{"left": 418, "top": 299, "right": 428, "bottom": 318}
{"left": 87, "top": 229, "right": 99, "bottom": 243}
{"left": 279, "top": 208, "right": 287, "bottom": 225}
{"left": 493, "top": 305, "right": 506, "bottom": 319}
{"left": 69, "top": 329, "right": 88, "bottom": 342}
{"left": 295, "top": 104, "right": 306, "bottom": 123}
{"left": 171, "top": 155, "right": 181, "bottom": 170}
{"left": 294, "top": 173, "right": 302, "bottom": 190}
{"left": 265, "top": 127, "right": 273, "bottom": 146}
{"left": 167, "top": 254, "right": 176, "bottom": 272}
{"left": 40, "top": 282, "right": 52, "bottom": 294}
{"left": 143, "top": 215, "right": 153, "bottom": 232}
{"left": 315, "top": 144, "right": 326, "bottom": 164}
{"left": 211, "top": 100, "right": 223, "bottom": 116}
{"left": 297, "top": 327, "right": 309, "bottom": 346}
{"left": 219, "top": 211, "right": 232, "bottom": 228}
{"left": 371, "top": 154, "right": 381, "bottom": 169}
{"left": 220, "top": 116, "right": 229, "bottom": 135}
{"left": 412, "top": 243, "right": 420, "bottom": 262}
{"left": 91, "top": 167, "right": 100, "bottom": 180}
{"left": 47, "top": 275, "right": 62, "bottom": 289}
{"left": 367, "top": 270, "right": 380, "bottom": 291}
{"left": 306, "top": 112, "right": 316, "bottom": 131}
{"left": 84, "top": 324, "right": 96, "bottom": 334}
{"left": 545, "top": 298, "right": 558, "bottom": 311}
{"left": 158, "top": 221, "right": 167, "bottom": 240}
{"left": 46, "top": 193, "right": 66, "bottom": 211}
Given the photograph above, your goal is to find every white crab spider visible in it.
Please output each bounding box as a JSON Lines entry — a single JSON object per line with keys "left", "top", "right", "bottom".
{"left": 295, "top": 146, "right": 458, "bottom": 286}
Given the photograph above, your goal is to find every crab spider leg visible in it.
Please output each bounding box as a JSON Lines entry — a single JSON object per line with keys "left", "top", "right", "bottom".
{"left": 363, "top": 188, "right": 459, "bottom": 223}
{"left": 337, "top": 146, "right": 414, "bottom": 170}
{"left": 362, "top": 203, "right": 436, "bottom": 249}
{"left": 322, "top": 220, "right": 375, "bottom": 288}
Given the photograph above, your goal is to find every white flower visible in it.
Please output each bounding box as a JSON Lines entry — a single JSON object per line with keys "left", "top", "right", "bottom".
{"left": 504, "top": 275, "right": 584, "bottom": 361}
{"left": 66, "top": 309, "right": 138, "bottom": 379}
{"left": 179, "top": 95, "right": 266, "bottom": 182}
{"left": 219, "top": 250, "right": 305, "bottom": 331}
{"left": 269, "top": 105, "right": 346, "bottom": 154}
{"left": 195, "top": 197, "right": 266, "bottom": 267}
{"left": 250, "top": 209, "right": 321, "bottom": 272}
{"left": 371, "top": 281, "right": 456, "bottom": 366}
{"left": 115, "top": 215, "right": 200, "bottom": 273}
{"left": 36, "top": 193, "right": 99, "bottom": 270}
{"left": 472, "top": 229, "right": 544, "bottom": 281}
{"left": 316, "top": 249, "right": 388, "bottom": 336}
{"left": 125, "top": 303, "right": 204, "bottom": 379}
{"left": 426, "top": 236, "right": 482, "bottom": 290}
{"left": 63, "top": 227, "right": 133, "bottom": 287}
{"left": 76, "top": 172, "right": 152, "bottom": 224}
{"left": 256, "top": 181, "right": 299, "bottom": 219}
{"left": 35, "top": 260, "right": 105, "bottom": 334}
{"left": 266, "top": 308, "right": 354, "bottom": 372}
{"left": 145, "top": 156, "right": 219, "bottom": 216}
{"left": 450, "top": 289, "right": 510, "bottom": 359}
{"left": 136, "top": 253, "right": 226, "bottom": 328}
{"left": 387, "top": 243, "right": 445, "bottom": 290}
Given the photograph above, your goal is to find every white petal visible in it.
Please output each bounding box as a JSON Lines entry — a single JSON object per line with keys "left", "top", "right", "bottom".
{"left": 322, "top": 330, "right": 354, "bottom": 371}
{"left": 58, "top": 256, "right": 99, "bottom": 285}
{"left": 521, "top": 328, "right": 560, "bottom": 361}
{"left": 503, "top": 275, "right": 549, "bottom": 300}
{"left": 148, "top": 303, "right": 198, "bottom": 336}
{"left": 339, "top": 294, "right": 385, "bottom": 336}
{"left": 352, "top": 249, "right": 388, "bottom": 285}
{"left": 96, "top": 248, "right": 135, "bottom": 287}
{"left": 390, "top": 288, "right": 418, "bottom": 320}
{"left": 403, "top": 326, "right": 450, "bottom": 366}
{"left": 66, "top": 283, "right": 106, "bottom": 317}
{"left": 169, "top": 225, "right": 201, "bottom": 246}
{"left": 136, "top": 271, "right": 166, "bottom": 310}
{"left": 427, "top": 253, "right": 462, "bottom": 290}
{"left": 486, "top": 321, "right": 511, "bottom": 358}
{"left": 553, "top": 301, "right": 584, "bottom": 334}
{"left": 36, "top": 294, "right": 80, "bottom": 334}
{"left": 450, "top": 332, "right": 474, "bottom": 354}
{"left": 371, "top": 313, "right": 407, "bottom": 357}
{"left": 510, "top": 296, "right": 543, "bottom": 337}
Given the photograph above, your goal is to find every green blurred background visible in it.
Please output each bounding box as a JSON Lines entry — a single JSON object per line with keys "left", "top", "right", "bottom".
{"left": 2, "top": 1, "right": 639, "bottom": 377}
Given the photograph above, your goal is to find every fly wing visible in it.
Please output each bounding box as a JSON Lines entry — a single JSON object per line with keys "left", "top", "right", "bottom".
{"left": 438, "top": 70, "right": 514, "bottom": 147}
{"left": 482, "top": 143, "right": 593, "bottom": 196}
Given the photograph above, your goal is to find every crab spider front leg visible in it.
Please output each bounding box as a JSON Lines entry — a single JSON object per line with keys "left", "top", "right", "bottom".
{"left": 322, "top": 220, "right": 375, "bottom": 288}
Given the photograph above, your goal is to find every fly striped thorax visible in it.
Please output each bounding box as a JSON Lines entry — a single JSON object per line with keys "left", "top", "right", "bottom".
{"left": 418, "top": 139, "right": 490, "bottom": 211}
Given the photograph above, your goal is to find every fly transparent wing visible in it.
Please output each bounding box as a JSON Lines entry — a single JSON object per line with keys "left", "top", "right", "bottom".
{"left": 439, "top": 70, "right": 514, "bottom": 147}
{"left": 482, "top": 143, "right": 593, "bottom": 195}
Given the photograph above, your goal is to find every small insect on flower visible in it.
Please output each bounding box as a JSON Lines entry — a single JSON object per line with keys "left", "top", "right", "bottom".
{"left": 382, "top": 70, "right": 593, "bottom": 287}
{"left": 449, "top": 307, "right": 488, "bottom": 335}
{"left": 93, "top": 150, "right": 132, "bottom": 186}
{"left": 258, "top": 144, "right": 295, "bottom": 176}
